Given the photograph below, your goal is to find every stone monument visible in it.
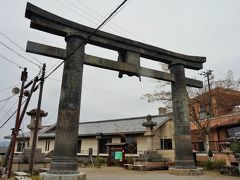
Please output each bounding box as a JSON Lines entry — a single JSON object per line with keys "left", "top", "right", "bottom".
{"left": 17, "top": 109, "right": 47, "bottom": 171}
{"left": 142, "top": 115, "right": 157, "bottom": 152}
{"left": 134, "top": 115, "right": 167, "bottom": 170}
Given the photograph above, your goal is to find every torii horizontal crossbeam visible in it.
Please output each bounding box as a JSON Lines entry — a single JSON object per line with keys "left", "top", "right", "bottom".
{"left": 25, "top": 3, "right": 206, "bottom": 70}
{"left": 26, "top": 41, "right": 203, "bottom": 88}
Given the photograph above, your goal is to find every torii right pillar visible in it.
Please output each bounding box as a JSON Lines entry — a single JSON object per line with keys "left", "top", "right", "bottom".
{"left": 169, "top": 63, "right": 203, "bottom": 175}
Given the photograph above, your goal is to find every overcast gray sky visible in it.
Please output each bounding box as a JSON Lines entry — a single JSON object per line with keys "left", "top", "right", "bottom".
{"left": 0, "top": 0, "right": 240, "bottom": 139}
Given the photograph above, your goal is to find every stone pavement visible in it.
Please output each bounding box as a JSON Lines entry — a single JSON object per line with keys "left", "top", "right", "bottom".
{"left": 82, "top": 167, "right": 240, "bottom": 180}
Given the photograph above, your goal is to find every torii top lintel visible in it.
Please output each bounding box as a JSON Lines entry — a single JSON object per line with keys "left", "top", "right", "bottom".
{"left": 25, "top": 3, "right": 206, "bottom": 70}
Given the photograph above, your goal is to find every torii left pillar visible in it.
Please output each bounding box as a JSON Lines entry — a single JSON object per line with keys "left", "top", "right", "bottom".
{"left": 41, "top": 33, "right": 86, "bottom": 179}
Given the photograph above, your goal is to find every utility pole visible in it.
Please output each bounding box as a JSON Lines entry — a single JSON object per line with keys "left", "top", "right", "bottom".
{"left": 206, "top": 70, "right": 213, "bottom": 92}
{"left": 7, "top": 68, "right": 28, "bottom": 178}
{"left": 200, "top": 70, "right": 213, "bottom": 153}
{"left": 200, "top": 70, "right": 213, "bottom": 116}
{"left": 2, "top": 77, "right": 38, "bottom": 169}
{"left": 29, "top": 63, "right": 46, "bottom": 175}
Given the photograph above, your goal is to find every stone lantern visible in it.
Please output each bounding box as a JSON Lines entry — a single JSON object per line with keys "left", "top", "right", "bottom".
{"left": 219, "top": 141, "right": 232, "bottom": 166}
{"left": 27, "top": 109, "right": 48, "bottom": 147}
{"left": 135, "top": 115, "right": 167, "bottom": 170}
{"left": 18, "top": 109, "right": 48, "bottom": 164}
{"left": 142, "top": 115, "right": 157, "bottom": 151}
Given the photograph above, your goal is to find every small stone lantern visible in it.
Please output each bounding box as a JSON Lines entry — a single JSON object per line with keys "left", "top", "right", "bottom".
{"left": 142, "top": 115, "right": 157, "bottom": 151}
{"left": 18, "top": 109, "right": 48, "bottom": 163}
{"left": 219, "top": 141, "right": 232, "bottom": 166}
{"left": 27, "top": 109, "right": 48, "bottom": 148}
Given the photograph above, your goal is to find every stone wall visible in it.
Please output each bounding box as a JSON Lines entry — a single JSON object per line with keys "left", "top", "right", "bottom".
{"left": 157, "top": 150, "right": 175, "bottom": 161}
{"left": 112, "top": 137, "right": 121, "bottom": 144}
{"left": 153, "top": 120, "right": 175, "bottom": 150}
{"left": 196, "top": 153, "right": 238, "bottom": 164}
{"left": 81, "top": 138, "right": 98, "bottom": 155}
{"left": 136, "top": 135, "right": 147, "bottom": 153}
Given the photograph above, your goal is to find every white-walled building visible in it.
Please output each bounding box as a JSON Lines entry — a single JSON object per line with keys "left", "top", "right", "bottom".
{"left": 13, "top": 115, "right": 175, "bottom": 161}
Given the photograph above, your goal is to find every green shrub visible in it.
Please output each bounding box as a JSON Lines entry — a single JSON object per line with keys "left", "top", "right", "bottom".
{"left": 95, "top": 157, "right": 106, "bottom": 166}
{"left": 208, "top": 149, "right": 213, "bottom": 157}
{"left": 125, "top": 156, "right": 134, "bottom": 164}
{"left": 202, "top": 159, "right": 226, "bottom": 170}
{"left": 31, "top": 176, "right": 41, "bottom": 180}
{"left": 203, "top": 160, "right": 216, "bottom": 170}
{"left": 214, "top": 159, "right": 226, "bottom": 169}
{"left": 230, "top": 142, "right": 240, "bottom": 154}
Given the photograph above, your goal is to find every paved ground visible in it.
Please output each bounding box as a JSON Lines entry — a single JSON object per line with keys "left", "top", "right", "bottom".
{"left": 81, "top": 167, "right": 239, "bottom": 180}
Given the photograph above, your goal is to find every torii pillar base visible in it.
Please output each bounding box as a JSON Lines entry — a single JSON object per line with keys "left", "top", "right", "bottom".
{"left": 169, "top": 167, "right": 203, "bottom": 176}
{"left": 40, "top": 172, "right": 86, "bottom": 180}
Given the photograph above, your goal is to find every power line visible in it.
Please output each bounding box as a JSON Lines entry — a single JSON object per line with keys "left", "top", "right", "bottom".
{"left": 0, "top": 53, "right": 24, "bottom": 69}
{"left": 0, "top": 53, "right": 40, "bottom": 72}
{"left": 0, "top": 95, "right": 14, "bottom": 113}
{"left": 74, "top": 0, "right": 142, "bottom": 41}
{"left": 0, "top": 111, "right": 16, "bottom": 129}
{"left": 46, "top": 77, "right": 61, "bottom": 82}
{"left": 54, "top": 0, "right": 99, "bottom": 26}
{"left": 0, "top": 100, "right": 10, "bottom": 113}
{"left": 55, "top": 0, "right": 133, "bottom": 41}
{"left": 0, "top": 32, "right": 43, "bottom": 66}
{"left": 64, "top": 0, "right": 101, "bottom": 24}
{"left": 0, "top": 77, "right": 41, "bottom": 128}
{"left": 45, "top": 59, "right": 62, "bottom": 74}
{"left": 0, "top": 99, "right": 27, "bottom": 129}
{"left": 47, "top": 77, "right": 142, "bottom": 101}
{"left": 0, "top": 83, "right": 22, "bottom": 93}
{"left": 0, "top": 94, "right": 15, "bottom": 103}
{"left": 0, "top": 99, "right": 18, "bottom": 126}
{"left": 0, "top": 99, "right": 18, "bottom": 124}
{"left": 75, "top": 0, "right": 107, "bottom": 18}
{"left": 105, "top": 0, "right": 131, "bottom": 26}
{"left": 45, "top": 0, "right": 129, "bottom": 79}
{"left": 0, "top": 41, "right": 41, "bottom": 69}
{"left": 61, "top": 0, "right": 127, "bottom": 37}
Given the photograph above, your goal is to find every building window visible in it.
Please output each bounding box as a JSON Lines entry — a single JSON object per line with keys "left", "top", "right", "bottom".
{"left": 199, "top": 104, "right": 207, "bottom": 119}
{"left": 125, "top": 136, "right": 137, "bottom": 154}
{"left": 197, "top": 141, "right": 205, "bottom": 152}
{"left": 16, "top": 141, "right": 25, "bottom": 152}
{"left": 78, "top": 140, "right": 82, "bottom": 153}
{"left": 160, "top": 139, "right": 172, "bottom": 150}
{"left": 227, "top": 126, "right": 240, "bottom": 138}
{"left": 99, "top": 137, "right": 111, "bottom": 153}
{"left": 45, "top": 140, "right": 50, "bottom": 151}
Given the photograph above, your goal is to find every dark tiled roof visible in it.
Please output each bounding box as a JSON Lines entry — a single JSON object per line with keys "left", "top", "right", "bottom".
{"left": 0, "top": 147, "right": 8, "bottom": 154}
{"left": 7, "top": 115, "right": 170, "bottom": 138}
{"left": 77, "top": 115, "right": 170, "bottom": 136}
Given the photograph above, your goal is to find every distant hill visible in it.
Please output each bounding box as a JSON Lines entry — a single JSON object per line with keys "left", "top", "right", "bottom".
{"left": 0, "top": 139, "right": 10, "bottom": 147}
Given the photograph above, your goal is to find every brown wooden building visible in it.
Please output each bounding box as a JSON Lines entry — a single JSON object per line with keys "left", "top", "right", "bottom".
{"left": 190, "top": 87, "right": 240, "bottom": 152}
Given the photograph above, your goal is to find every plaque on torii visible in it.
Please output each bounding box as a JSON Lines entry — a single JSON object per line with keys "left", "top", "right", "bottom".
{"left": 25, "top": 3, "right": 206, "bottom": 175}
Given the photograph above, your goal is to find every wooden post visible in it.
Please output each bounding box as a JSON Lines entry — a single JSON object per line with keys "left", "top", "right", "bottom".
{"left": 8, "top": 68, "right": 28, "bottom": 178}
{"left": 1, "top": 77, "right": 37, "bottom": 169}
{"left": 29, "top": 64, "right": 46, "bottom": 174}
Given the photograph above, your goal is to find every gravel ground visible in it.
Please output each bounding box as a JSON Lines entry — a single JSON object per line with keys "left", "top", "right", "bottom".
{"left": 81, "top": 167, "right": 240, "bottom": 180}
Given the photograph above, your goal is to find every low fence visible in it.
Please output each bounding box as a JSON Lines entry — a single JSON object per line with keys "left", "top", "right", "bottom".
{"left": 196, "top": 153, "right": 238, "bottom": 164}
{"left": 192, "top": 141, "right": 226, "bottom": 153}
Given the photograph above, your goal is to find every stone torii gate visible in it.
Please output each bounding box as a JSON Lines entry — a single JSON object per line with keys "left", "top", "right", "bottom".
{"left": 25, "top": 3, "right": 206, "bottom": 178}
